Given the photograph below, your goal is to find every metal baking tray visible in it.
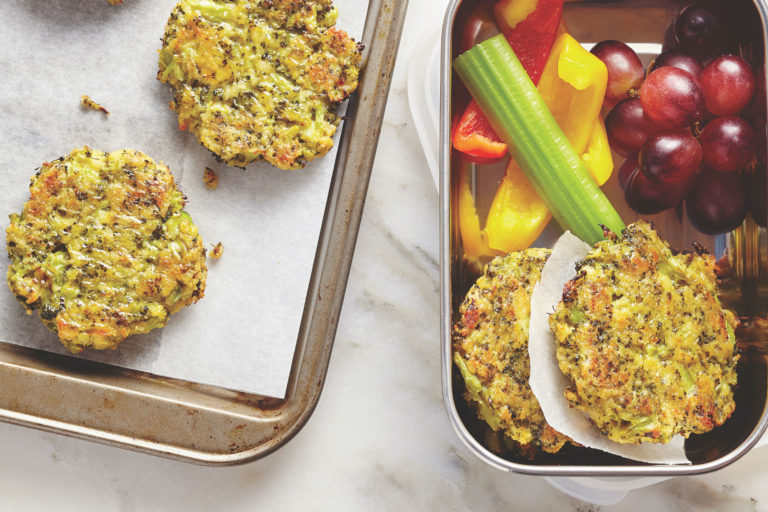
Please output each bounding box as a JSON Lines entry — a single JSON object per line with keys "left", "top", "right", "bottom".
{"left": 0, "top": 0, "right": 407, "bottom": 465}
{"left": 440, "top": 0, "right": 768, "bottom": 476}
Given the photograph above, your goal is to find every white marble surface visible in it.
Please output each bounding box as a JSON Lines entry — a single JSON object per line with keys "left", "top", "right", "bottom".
{"left": 2, "top": 1, "right": 768, "bottom": 510}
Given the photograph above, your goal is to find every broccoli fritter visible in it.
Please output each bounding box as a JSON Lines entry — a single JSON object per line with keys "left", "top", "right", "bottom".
{"left": 549, "top": 221, "right": 738, "bottom": 444}
{"left": 157, "top": 0, "right": 362, "bottom": 170}
{"left": 6, "top": 147, "right": 207, "bottom": 353}
{"left": 453, "top": 249, "right": 571, "bottom": 454}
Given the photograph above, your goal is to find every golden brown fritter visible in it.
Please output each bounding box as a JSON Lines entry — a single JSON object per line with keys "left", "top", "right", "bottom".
{"left": 157, "top": 0, "right": 362, "bottom": 170}
{"left": 550, "top": 221, "right": 738, "bottom": 444}
{"left": 6, "top": 147, "right": 207, "bottom": 353}
{"left": 453, "top": 249, "right": 571, "bottom": 454}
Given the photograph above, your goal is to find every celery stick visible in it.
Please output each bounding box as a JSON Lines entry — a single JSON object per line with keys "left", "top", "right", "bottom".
{"left": 453, "top": 34, "right": 625, "bottom": 244}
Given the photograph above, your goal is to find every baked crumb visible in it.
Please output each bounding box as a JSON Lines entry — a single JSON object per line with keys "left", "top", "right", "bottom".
{"left": 81, "top": 95, "right": 110, "bottom": 116}
{"left": 211, "top": 242, "right": 224, "bottom": 259}
{"left": 203, "top": 167, "right": 219, "bottom": 189}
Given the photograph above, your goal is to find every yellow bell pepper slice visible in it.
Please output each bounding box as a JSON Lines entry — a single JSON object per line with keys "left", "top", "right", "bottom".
{"left": 484, "top": 117, "right": 611, "bottom": 251}
{"left": 495, "top": 0, "right": 538, "bottom": 31}
{"left": 483, "top": 33, "right": 612, "bottom": 253}
{"left": 581, "top": 118, "right": 613, "bottom": 187}
{"left": 485, "top": 159, "right": 551, "bottom": 252}
{"left": 537, "top": 33, "right": 608, "bottom": 155}
{"left": 458, "top": 157, "right": 499, "bottom": 261}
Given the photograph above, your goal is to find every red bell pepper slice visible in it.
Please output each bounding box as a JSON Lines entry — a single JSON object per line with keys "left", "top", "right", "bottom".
{"left": 495, "top": 0, "right": 564, "bottom": 84}
{"left": 451, "top": 0, "right": 564, "bottom": 163}
{"left": 452, "top": 100, "right": 507, "bottom": 161}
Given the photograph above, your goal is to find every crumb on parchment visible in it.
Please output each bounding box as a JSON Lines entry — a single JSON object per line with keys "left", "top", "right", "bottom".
{"left": 203, "top": 167, "right": 219, "bottom": 189}
{"left": 211, "top": 242, "right": 224, "bottom": 259}
{"left": 81, "top": 95, "right": 110, "bottom": 116}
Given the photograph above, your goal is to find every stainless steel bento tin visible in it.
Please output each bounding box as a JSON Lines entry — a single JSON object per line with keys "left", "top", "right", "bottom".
{"left": 0, "top": 0, "right": 407, "bottom": 465}
{"left": 440, "top": 0, "right": 768, "bottom": 476}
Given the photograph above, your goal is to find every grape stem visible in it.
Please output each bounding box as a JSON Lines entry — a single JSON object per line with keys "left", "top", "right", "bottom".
{"left": 692, "top": 121, "right": 703, "bottom": 137}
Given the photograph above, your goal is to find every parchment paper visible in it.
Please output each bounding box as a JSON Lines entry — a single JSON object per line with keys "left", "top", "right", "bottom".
{"left": 0, "top": 0, "right": 366, "bottom": 398}
{"left": 528, "top": 232, "right": 689, "bottom": 464}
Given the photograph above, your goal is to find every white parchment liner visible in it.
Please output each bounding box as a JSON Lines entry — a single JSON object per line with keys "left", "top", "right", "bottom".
{"left": 528, "top": 232, "right": 690, "bottom": 464}
{"left": 0, "top": 0, "right": 366, "bottom": 398}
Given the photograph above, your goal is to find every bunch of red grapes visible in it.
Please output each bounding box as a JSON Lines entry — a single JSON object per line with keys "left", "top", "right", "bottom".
{"left": 592, "top": 2, "right": 762, "bottom": 235}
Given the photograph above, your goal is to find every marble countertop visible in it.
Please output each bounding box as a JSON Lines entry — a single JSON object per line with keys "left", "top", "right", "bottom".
{"left": 2, "top": 1, "right": 767, "bottom": 510}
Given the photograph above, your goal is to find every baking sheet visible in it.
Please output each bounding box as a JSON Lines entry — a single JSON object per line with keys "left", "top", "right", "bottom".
{"left": 0, "top": 0, "right": 366, "bottom": 399}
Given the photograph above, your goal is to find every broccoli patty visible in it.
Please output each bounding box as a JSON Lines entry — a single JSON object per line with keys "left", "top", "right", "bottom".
{"left": 549, "top": 221, "right": 738, "bottom": 444}
{"left": 453, "top": 249, "right": 571, "bottom": 454}
{"left": 158, "top": 0, "right": 362, "bottom": 170}
{"left": 6, "top": 147, "right": 207, "bottom": 353}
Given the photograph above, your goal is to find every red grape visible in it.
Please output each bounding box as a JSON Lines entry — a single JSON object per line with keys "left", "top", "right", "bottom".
{"left": 639, "top": 131, "right": 702, "bottom": 184}
{"left": 662, "top": 21, "right": 678, "bottom": 53}
{"left": 605, "top": 98, "right": 660, "bottom": 156}
{"left": 700, "top": 55, "right": 756, "bottom": 116}
{"left": 459, "top": 2, "right": 500, "bottom": 53}
{"left": 640, "top": 67, "right": 705, "bottom": 128}
{"left": 673, "top": 3, "right": 728, "bottom": 60}
{"left": 618, "top": 155, "right": 638, "bottom": 189}
{"left": 625, "top": 166, "right": 693, "bottom": 214}
{"left": 699, "top": 116, "right": 756, "bottom": 172}
{"left": 591, "top": 40, "right": 644, "bottom": 105}
{"left": 650, "top": 50, "right": 703, "bottom": 79}
{"left": 686, "top": 169, "right": 748, "bottom": 234}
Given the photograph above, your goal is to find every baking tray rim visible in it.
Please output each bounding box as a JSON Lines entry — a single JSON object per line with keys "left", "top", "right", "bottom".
{"left": 439, "top": 0, "right": 768, "bottom": 476}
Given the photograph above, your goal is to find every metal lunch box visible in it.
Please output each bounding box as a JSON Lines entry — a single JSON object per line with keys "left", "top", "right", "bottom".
{"left": 440, "top": 0, "right": 768, "bottom": 476}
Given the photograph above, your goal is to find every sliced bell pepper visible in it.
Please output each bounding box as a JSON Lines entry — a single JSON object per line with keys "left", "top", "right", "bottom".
{"left": 485, "top": 118, "right": 612, "bottom": 251}
{"left": 452, "top": 101, "right": 507, "bottom": 162}
{"left": 451, "top": 0, "right": 564, "bottom": 162}
{"left": 494, "top": 0, "right": 565, "bottom": 84}
{"left": 483, "top": 33, "right": 612, "bottom": 253}
{"left": 458, "top": 124, "right": 612, "bottom": 260}
{"left": 581, "top": 118, "right": 613, "bottom": 187}
{"left": 458, "top": 157, "right": 500, "bottom": 261}
{"left": 484, "top": 159, "right": 551, "bottom": 252}
{"left": 536, "top": 32, "right": 609, "bottom": 155}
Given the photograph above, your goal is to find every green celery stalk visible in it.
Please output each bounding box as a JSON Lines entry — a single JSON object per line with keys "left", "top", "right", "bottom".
{"left": 453, "top": 34, "right": 625, "bottom": 244}
{"left": 454, "top": 354, "right": 502, "bottom": 431}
